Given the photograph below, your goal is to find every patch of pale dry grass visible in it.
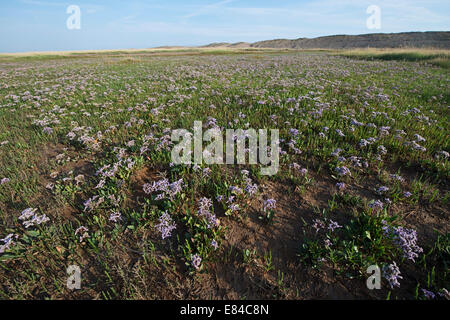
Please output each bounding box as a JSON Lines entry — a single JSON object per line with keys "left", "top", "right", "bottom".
{"left": 336, "top": 48, "right": 450, "bottom": 68}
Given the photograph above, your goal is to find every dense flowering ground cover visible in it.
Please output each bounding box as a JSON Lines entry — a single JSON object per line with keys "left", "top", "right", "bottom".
{"left": 0, "top": 51, "right": 448, "bottom": 299}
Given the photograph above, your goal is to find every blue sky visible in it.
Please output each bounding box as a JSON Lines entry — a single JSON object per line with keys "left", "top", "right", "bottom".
{"left": 0, "top": 0, "right": 449, "bottom": 52}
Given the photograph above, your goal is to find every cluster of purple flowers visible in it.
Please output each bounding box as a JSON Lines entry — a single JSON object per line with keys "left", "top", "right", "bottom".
{"left": 0, "top": 234, "right": 18, "bottom": 254}
{"left": 289, "top": 128, "right": 299, "bottom": 136}
{"left": 290, "top": 162, "right": 308, "bottom": 176}
{"left": 156, "top": 134, "right": 173, "bottom": 152}
{"left": 18, "top": 208, "right": 50, "bottom": 229}
{"left": 287, "top": 139, "right": 302, "bottom": 155}
{"left": 191, "top": 254, "right": 202, "bottom": 270}
{"left": 377, "top": 145, "right": 387, "bottom": 155}
{"left": 109, "top": 211, "right": 122, "bottom": 223}
{"left": 83, "top": 195, "right": 104, "bottom": 212}
{"left": 241, "top": 171, "right": 258, "bottom": 196}
{"left": 376, "top": 186, "right": 389, "bottom": 194}
{"left": 96, "top": 162, "right": 120, "bottom": 179}
{"left": 244, "top": 181, "right": 258, "bottom": 196}
{"left": 331, "top": 148, "right": 342, "bottom": 157}
{"left": 335, "top": 166, "right": 351, "bottom": 177}
{"left": 435, "top": 150, "right": 449, "bottom": 160}
{"left": 263, "top": 199, "right": 276, "bottom": 211}
{"left": 349, "top": 156, "right": 366, "bottom": 168}
{"left": 382, "top": 262, "right": 403, "bottom": 288}
{"left": 312, "top": 219, "right": 325, "bottom": 233}
{"left": 312, "top": 218, "right": 342, "bottom": 233}
{"left": 155, "top": 211, "right": 177, "bottom": 239}
{"left": 229, "top": 186, "right": 243, "bottom": 195}
{"left": 368, "top": 200, "right": 384, "bottom": 211}
{"left": 79, "top": 133, "right": 101, "bottom": 151}
{"left": 438, "top": 288, "right": 450, "bottom": 299}
{"left": 75, "top": 226, "right": 89, "bottom": 242}
{"left": 378, "top": 126, "right": 390, "bottom": 137}
{"left": 389, "top": 174, "right": 405, "bottom": 183}
{"left": 211, "top": 239, "right": 219, "bottom": 250}
{"left": 414, "top": 134, "right": 426, "bottom": 142}
{"left": 197, "top": 197, "right": 219, "bottom": 229}
{"left": 382, "top": 221, "right": 423, "bottom": 262}
{"left": 202, "top": 167, "right": 212, "bottom": 178}
{"left": 143, "top": 178, "right": 184, "bottom": 200}
{"left": 405, "top": 140, "right": 426, "bottom": 152}
{"left": 335, "top": 182, "right": 346, "bottom": 191}
{"left": 328, "top": 220, "right": 342, "bottom": 232}
{"left": 42, "top": 127, "right": 53, "bottom": 134}
{"left": 421, "top": 289, "right": 435, "bottom": 299}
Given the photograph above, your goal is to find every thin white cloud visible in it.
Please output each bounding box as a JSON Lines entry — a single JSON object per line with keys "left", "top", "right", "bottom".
{"left": 18, "top": 0, "right": 103, "bottom": 14}
{"left": 18, "top": 0, "right": 67, "bottom": 6}
{"left": 183, "top": 0, "right": 237, "bottom": 19}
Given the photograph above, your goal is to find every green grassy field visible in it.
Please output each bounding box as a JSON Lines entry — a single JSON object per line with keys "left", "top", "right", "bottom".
{"left": 0, "top": 49, "right": 448, "bottom": 300}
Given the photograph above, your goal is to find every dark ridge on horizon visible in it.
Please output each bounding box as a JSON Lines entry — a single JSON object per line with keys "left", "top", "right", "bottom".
{"left": 201, "top": 31, "right": 450, "bottom": 49}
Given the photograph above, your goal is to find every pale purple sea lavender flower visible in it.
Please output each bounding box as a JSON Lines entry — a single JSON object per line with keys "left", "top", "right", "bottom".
{"left": 191, "top": 254, "right": 202, "bottom": 270}
{"left": 0, "top": 234, "right": 18, "bottom": 254}
{"left": 197, "top": 197, "right": 218, "bottom": 229}
{"left": 438, "top": 288, "right": 450, "bottom": 299}
{"left": 109, "top": 211, "right": 122, "bottom": 223}
{"left": 414, "top": 134, "right": 426, "bottom": 142}
{"left": 335, "top": 129, "right": 345, "bottom": 137}
{"left": 75, "top": 226, "right": 89, "bottom": 242}
{"left": 369, "top": 200, "right": 384, "bottom": 211}
{"left": 169, "top": 179, "right": 184, "bottom": 198}
{"left": 155, "top": 211, "right": 176, "bottom": 239}
{"left": 19, "top": 208, "right": 37, "bottom": 221}
{"left": 328, "top": 220, "right": 342, "bottom": 232}
{"left": 389, "top": 174, "right": 405, "bottom": 182}
{"left": 23, "top": 214, "right": 49, "bottom": 228}
{"left": 229, "top": 186, "right": 243, "bottom": 195}
{"left": 42, "top": 127, "right": 53, "bottom": 134}
{"left": 312, "top": 219, "right": 325, "bottom": 233}
{"left": 336, "top": 182, "right": 346, "bottom": 191}
{"left": 335, "top": 166, "right": 351, "bottom": 177}
{"left": 383, "top": 262, "right": 402, "bottom": 288}
{"left": 382, "top": 221, "right": 423, "bottom": 262}
{"left": 421, "top": 289, "right": 435, "bottom": 300}
{"left": 245, "top": 182, "right": 258, "bottom": 196}
{"left": 83, "top": 195, "right": 103, "bottom": 212}
{"left": 435, "top": 150, "right": 449, "bottom": 160}
{"left": 377, "top": 186, "right": 389, "bottom": 194}
{"left": 378, "top": 145, "right": 387, "bottom": 155}
{"left": 95, "top": 179, "right": 106, "bottom": 189}
{"left": 202, "top": 168, "right": 212, "bottom": 178}
{"left": 263, "top": 199, "right": 276, "bottom": 211}
{"left": 228, "top": 203, "right": 240, "bottom": 213}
